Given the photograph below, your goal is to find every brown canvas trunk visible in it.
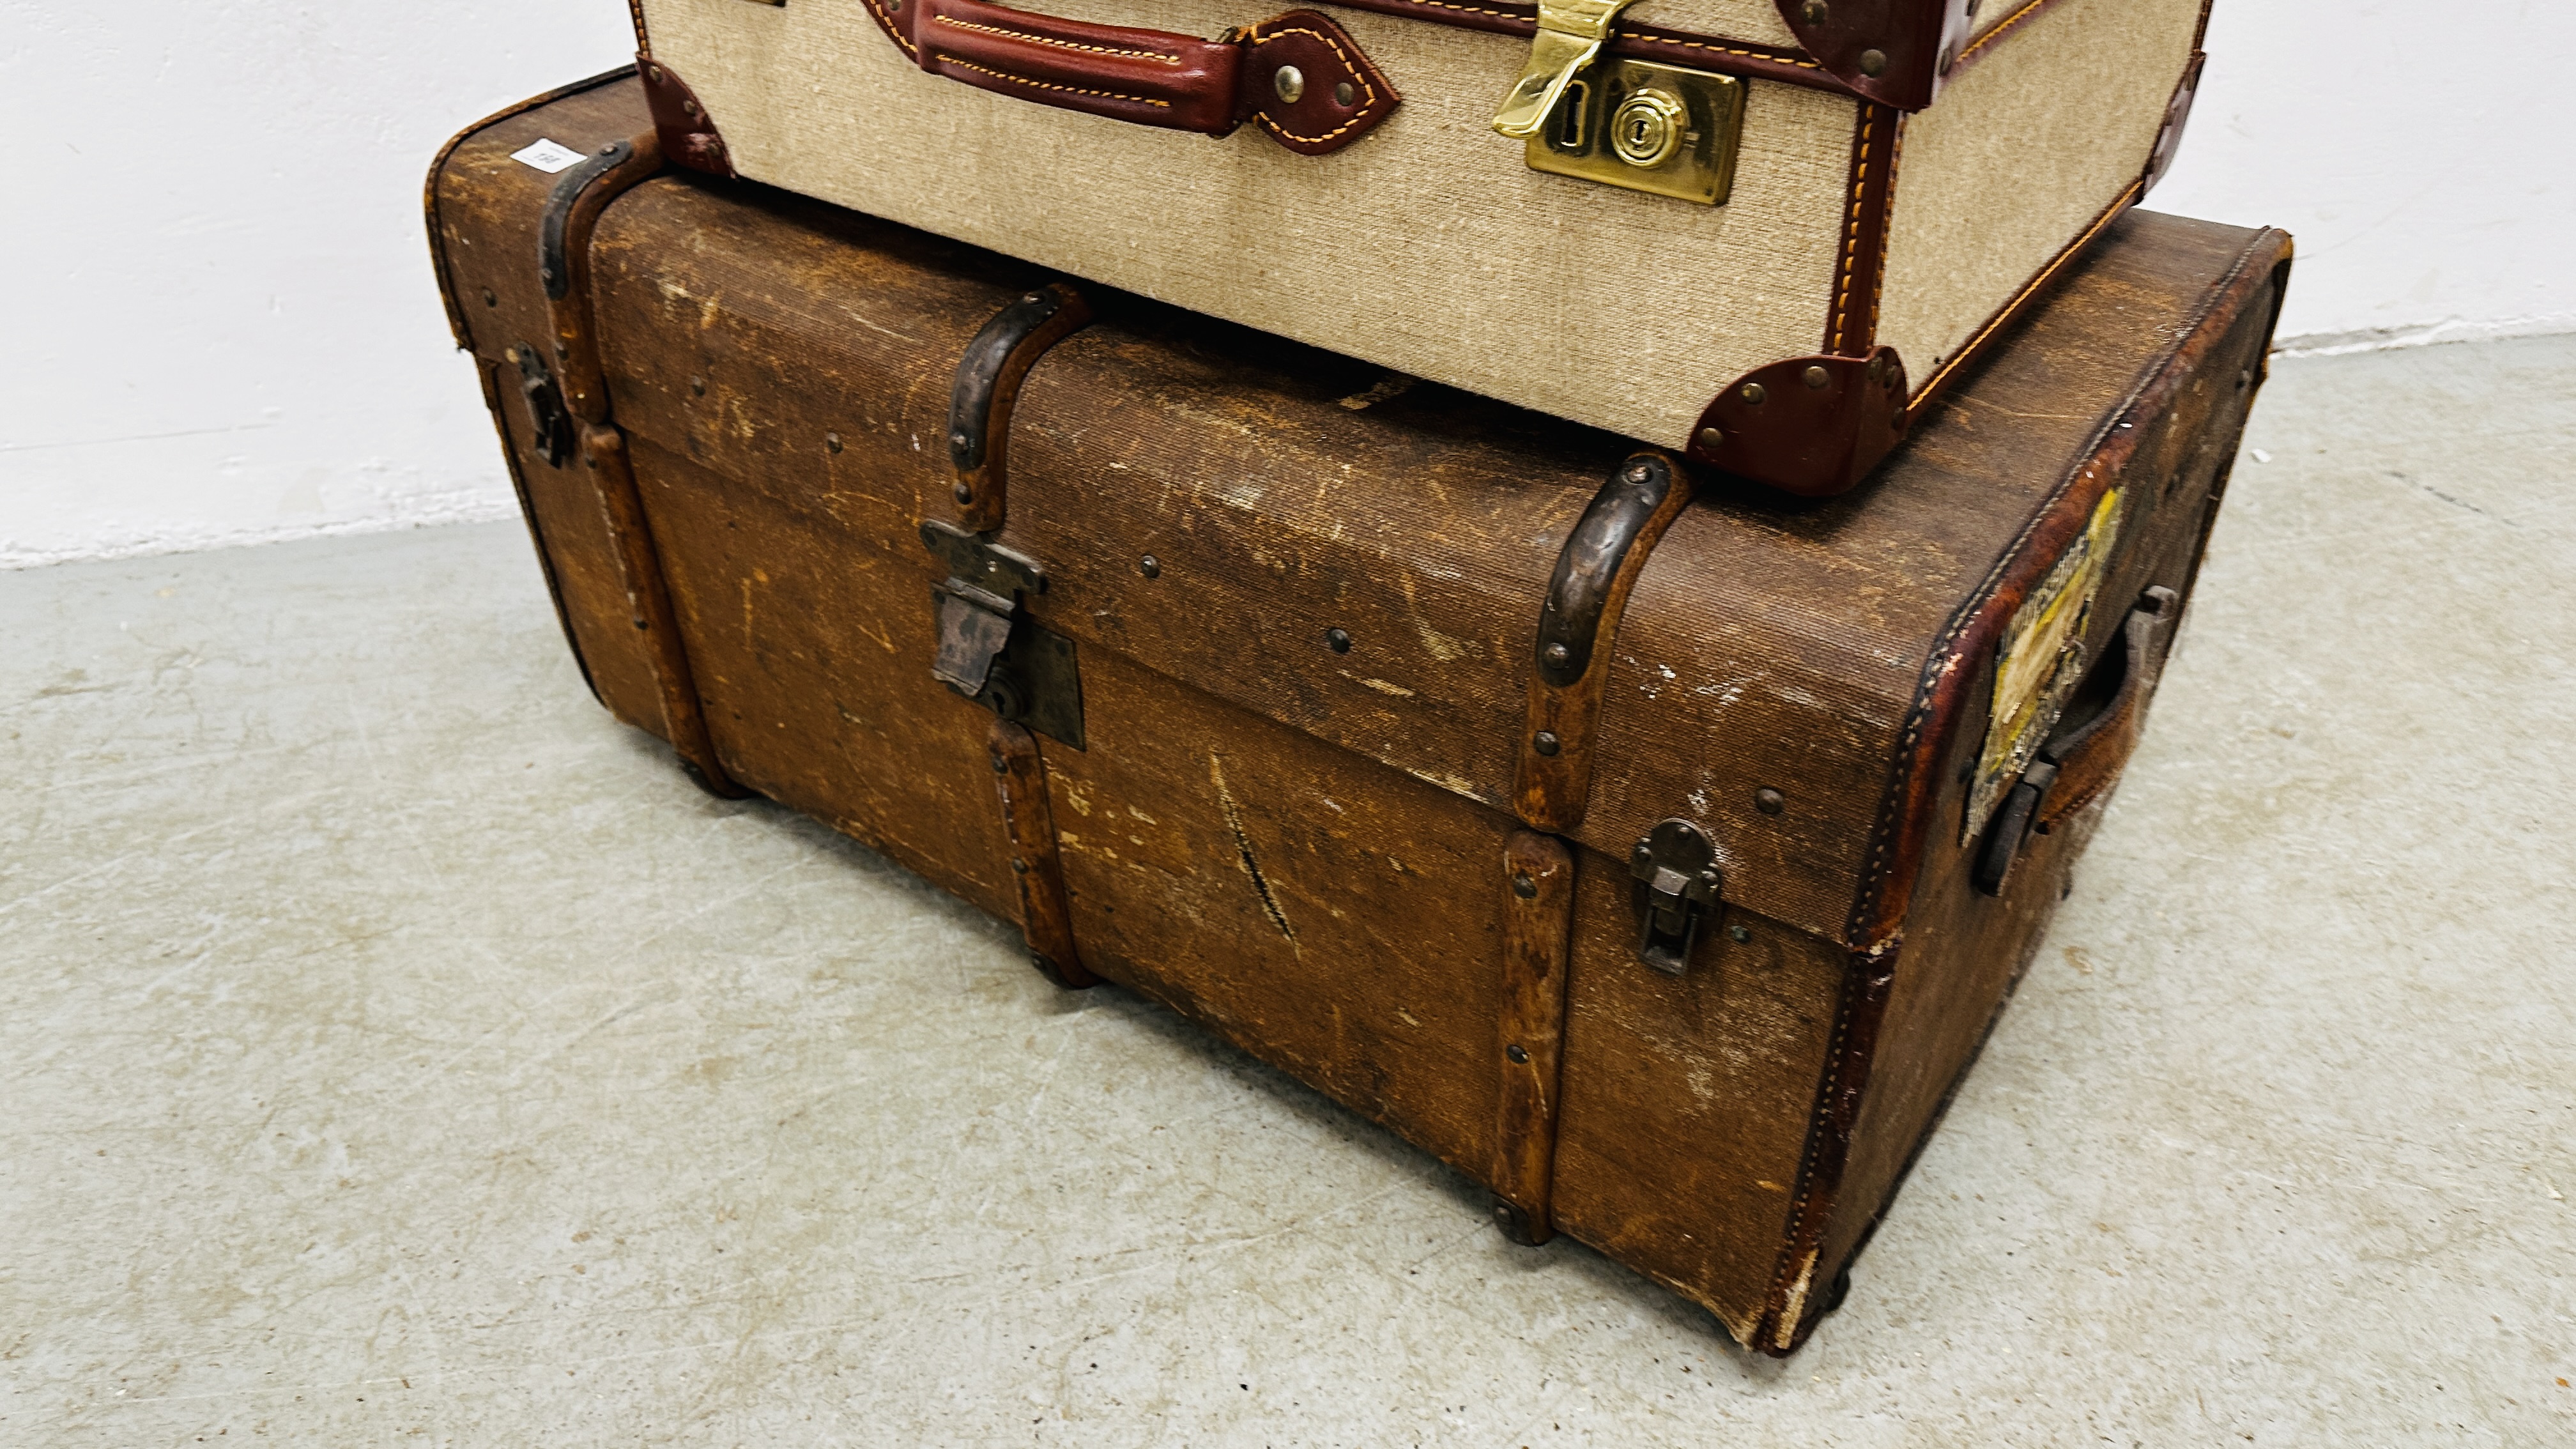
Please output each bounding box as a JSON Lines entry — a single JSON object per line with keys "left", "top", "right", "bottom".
{"left": 427, "top": 71, "right": 2288, "bottom": 1353}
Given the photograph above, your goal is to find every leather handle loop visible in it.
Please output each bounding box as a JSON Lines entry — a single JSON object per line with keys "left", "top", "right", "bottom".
{"left": 2031, "top": 585, "right": 2180, "bottom": 833}
{"left": 882, "top": 0, "right": 1400, "bottom": 154}
{"left": 1972, "top": 586, "right": 2181, "bottom": 896}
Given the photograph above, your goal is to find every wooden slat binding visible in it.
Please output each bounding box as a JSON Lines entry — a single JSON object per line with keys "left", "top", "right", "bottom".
{"left": 580, "top": 422, "right": 749, "bottom": 799}
{"left": 989, "top": 717, "right": 1100, "bottom": 988}
{"left": 1491, "top": 829, "right": 1577, "bottom": 1245}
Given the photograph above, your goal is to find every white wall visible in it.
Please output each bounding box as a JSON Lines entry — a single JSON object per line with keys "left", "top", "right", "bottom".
{"left": 1, "top": 3, "right": 631, "bottom": 569}
{"left": 2150, "top": 1, "right": 2576, "bottom": 354}
{"left": 3, "top": 1, "right": 2569, "bottom": 567}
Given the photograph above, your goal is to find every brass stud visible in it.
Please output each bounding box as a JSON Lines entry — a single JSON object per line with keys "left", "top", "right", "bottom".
{"left": 1625, "top": 462, "right": 1652, "bottom": 484}
{"left": 648, "top": 65, "right": 664, "bottom": 84}
{"left": 1801, "top": 0, "right": 1827, "bottom": 21}
{"left": 1804, "top": 364, "right": 1832, "bottom": 389}
{"left": 1138, "top": 554, "right": 1161, "bottom": 579}
{"left": 1324, "top": 626, "right": 1352, "bottom": 654}
{"left": 1741, "top": 382, "right": 1767, "bottom": 404}
{"left": 1274, "top": 65, "right": 1305, "bottom": 103}
{"left": 1512, "top": 872, "right": 1537, "bottom": 900}
{"left": 683, "top": 98, "right": 702, "bottom": 117}
{"left": 1334, "top": 80, "right": 1355, "bottom": 107}
{"left": 825, "top": 432, "right": 843, "bottom": 453}
{"left": 1543, "top": 641, "right": 1570, "bottom": 667}
{"left": 1506, "top": 1043, "right": 1531, "bottom": 1064}
{"left": 1533, "top": 730, "right": 1561, "bottom": 757}
{"left": 1859, "top": 49, "right": 1887, "bottom": 77}
{"left": 1696, "top": 426, "right": 1724, "bottom": 451}
{"left": 1755, "top": 786, "right": 1786, "bottom": 815}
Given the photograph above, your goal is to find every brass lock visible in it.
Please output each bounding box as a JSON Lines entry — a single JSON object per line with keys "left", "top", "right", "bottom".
{"left": 1523, "top": 59, "right": 1745, "bottom": 205}
{"left": 1609, "top": 88, "right": 1685, "bottom": 168}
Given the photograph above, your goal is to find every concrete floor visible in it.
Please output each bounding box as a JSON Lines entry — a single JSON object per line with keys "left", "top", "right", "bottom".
{"left": 4, "top": 336, "right": 2573, "bottom": 1445}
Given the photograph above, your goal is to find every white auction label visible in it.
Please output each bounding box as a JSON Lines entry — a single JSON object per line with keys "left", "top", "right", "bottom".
{"left": 510, "top": 138, "right": 589, "bottom": 174}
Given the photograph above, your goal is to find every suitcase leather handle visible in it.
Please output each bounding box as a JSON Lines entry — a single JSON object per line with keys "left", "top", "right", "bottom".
{"left": 873, "top": 0, "right": 1399, "bottom": 155}
{"left": 1973, "top": 586, "right": 2181, "bottom": 896}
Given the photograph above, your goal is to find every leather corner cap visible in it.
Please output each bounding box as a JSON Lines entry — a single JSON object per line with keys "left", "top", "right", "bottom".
{"left": 1237, "top": 12, "right": 1400, "bottom": 155}
{"left": 1687, "top": 348, "right": 1908, "bottom": 498}
{"left": 638, "top": 54, "right": 734, "bottom": 178}
{"left": 1773, "top": 0, "right": 1953, "bottom": 111}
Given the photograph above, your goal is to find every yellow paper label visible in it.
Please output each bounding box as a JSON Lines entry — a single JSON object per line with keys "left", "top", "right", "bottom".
{"left": 1965, "top": 489, "right": 2122, "bottom": 842}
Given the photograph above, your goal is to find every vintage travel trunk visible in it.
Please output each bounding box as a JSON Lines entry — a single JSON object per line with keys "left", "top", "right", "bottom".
{"left": 618, "top": 0, "right": 2212, "bottom": 494}
{"left": 427, "top": 73, "right": 2287, "bottom": 1352}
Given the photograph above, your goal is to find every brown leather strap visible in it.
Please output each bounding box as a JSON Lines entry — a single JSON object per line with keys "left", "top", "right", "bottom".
{"left": 1971, "top": 585, "right": 2179, "bottom": 894}
{"left": 950, "top": 283, "right": 1093, "bottom": 533}
{"left": 1491, "top": 830, "right": 1575, "bottom": 1246}
{"left": 2033, "top": 585, "right": 2178, "bottom": 832}
{"left": 1514, "top": 452, "right": 1695, "bottom": 832}
{"left": 884, "top": 0, "right": 1398, "bottom": 154}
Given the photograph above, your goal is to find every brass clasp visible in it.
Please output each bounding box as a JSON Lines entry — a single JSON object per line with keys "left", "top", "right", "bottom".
{"left": 1491, "top": 0, "right": 1641, "bottom": 139}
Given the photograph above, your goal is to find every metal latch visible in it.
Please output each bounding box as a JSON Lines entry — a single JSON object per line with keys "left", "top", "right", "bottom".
{"left": 1629, "top": 818, "right": 1721, "bottom": 976}
{"left": 507, "top": 343, "right": 574, "bottom": 468}
{"left": 1491, "top": 0, "right": 1641, "bottom": 139}
{"left": 919, "top": 519, "right": 1085, "bottom": 749}
{"left": 1522, "top": 59, "right": 1745, "bottom": 206}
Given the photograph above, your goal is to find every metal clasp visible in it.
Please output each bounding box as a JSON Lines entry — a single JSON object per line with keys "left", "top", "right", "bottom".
{"left": 1628, "top": 818, "right": 1722, "bottom": 976}
{"left": 920, "top": 519, "right": 1086, "bottom": 748}
{"left": 1491, "top": 0, "right": 1641, "bottom": 139}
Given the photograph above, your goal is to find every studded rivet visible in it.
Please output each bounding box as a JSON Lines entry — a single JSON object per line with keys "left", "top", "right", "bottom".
{"left": 1512, "top": 871, "right": 1537, "bottom": 900}
{"left": 953, "top": 484, "right": 974, "bottom": 504}
{"left": 1543, "top": 642, "right": 1570, "bottom": 666}
{"left": 1506, "top": 1043, "right": 1531, "bottom": 1064}
{"left": 1533, "top": 730, "right": 1561, "bottom": 757}
{"left": 1804, "top": 364, "right": 1832, "bottom": 390}
{"left": 1755, "top": 786, "right": 1786, "bottom": 815}
{"left": 689, "top": 374, "right": 706, "bottom": 396}
{"left": 1011, "top": 858, "right": 1030, "bottom": 875}
{"left": 480, "top": 288, "right": 497, "bottom": 309}
{"left": 991, "top": 753, "right": 1009, "bottom": 773}
{"left": 1800, "top": 0, "right": 1827, "bottom": 22}
{"left": 950, "top": 429, "right": 970, "bottom": 450}
{"left": 1741, "top": 382, "right": 1767, "bottom": 404}
{"left": 825, "top": 432, "right": 843, "bottom": 453}
{"left": 1334, "top": 80, "right": 1355, "bottom": 107}
{"left": 1728, "top": 923, "right": 1752, "bottom": 944}
{"left": 1324, "top": 627, "right": 1353, "bottom": 654}
{"left": 1625, "top": 462, "right": 1652, "bottom": 484}
{"left": 1696, "top": 426, "right": 1724, "bottom": 451}
{"left": 1859, "top": 48, "right": 1887, "bottom": 77}
{"left": 1139, "top": 555, "right": 1162, "bottom": 579}
{"left": 1274, "top": 65, "right": 1305, "bottom": 103}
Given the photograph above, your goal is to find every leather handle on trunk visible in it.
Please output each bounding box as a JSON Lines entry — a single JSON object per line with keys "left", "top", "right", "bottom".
{"left": 1972, "top": 586, "right": 2181, "bottom": 896}
{"left": 874, "top": 0, "right": 1399, "bottom": 154}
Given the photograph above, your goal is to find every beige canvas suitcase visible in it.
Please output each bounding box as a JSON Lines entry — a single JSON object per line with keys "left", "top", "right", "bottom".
{"left": 621, "top": 0, "right": 2209, "bottom": 494}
